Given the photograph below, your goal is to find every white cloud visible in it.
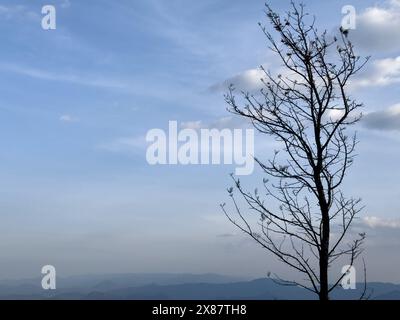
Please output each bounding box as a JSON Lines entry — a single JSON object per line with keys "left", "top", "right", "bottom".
{"left": 212, "top": 1, "right": 400, "bottom": 94}
{"left": 210, "top": 68, "right": 265, "bottom": 92}
{"left": 216, "top": 56, "right": 400, "bottom": 93}
{"left": 350, "top": 56, "right": 400, "bottom": 89}
{"left": 362, "top": 103, "right": 400, "bottom": 131}
{"left": 326, "top": 109, "right": 345, "bottom": 121}
{"left": 211, "top": 61, "right": 309, "bottom": 94}
{"left": 349, "top": 0, "right": 400, "bottom": 53}
{"left": 363, "top": 216, "right": 400, "bottom": 229}
{"left": 59, "top": 114, "right": 79, "bottom": 123}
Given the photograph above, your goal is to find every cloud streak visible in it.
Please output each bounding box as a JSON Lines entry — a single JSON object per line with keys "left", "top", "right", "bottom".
{"left": 363, "top": 216, "right": 400, "bottom": 229}
{"left": 350, "top": 56, "right": 400, "bottom": 89}
{"left": 181, "top": 116, "right": 248, "bottom": 131}
{"left": 349, "top": 0, "right": 400, "bottom": 53}
{"left": 0, "top": 4, "right": 39, "bottom": 21}
{"left": 362, "top": 104, "right": 400, "bottom": 131}
{"left": 97, "top": 136, "right": 146, "bottom": 154}
{"left": 59, "top": 114, "right": 79, "bottom": 123}
{"left": 0, "top": 63, "right": 129, "bottom": 90}
{"left": 209, "top": 68, "right": 265, "bottom": 92}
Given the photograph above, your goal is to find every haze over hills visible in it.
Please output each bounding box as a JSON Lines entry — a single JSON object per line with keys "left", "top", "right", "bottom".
{"left": 0, "top": 273, "right": 398, "bottom": 300}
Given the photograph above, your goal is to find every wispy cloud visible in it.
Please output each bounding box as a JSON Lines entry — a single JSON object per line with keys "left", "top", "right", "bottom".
{"left": 216, "top": 233, "right": 237, "bottom": 238}
{"left": 61, "top": 0, "right": 72, "bottom": 9}
{"left": 59, "top": 114, "right": 79, "bottom": 123}
{"left": 97, "top": 136, "right": 146, "bottom": 154}
{"left": 350, "top": 56, "right": 400, "bottom": 89}
{"left": 363, "top": 216, "right": 400, "bottom": 229}
{"left": 362, "top": 103, "right": 400, "bottom": 131}
{"left": 0, "top": 63, "right": 129, "bottom": 89}
{"left": 181, "top": 116, "right": 248, "bottom": 131}
{"left": 0, "top": 4, "right": 39, "bottom": 21}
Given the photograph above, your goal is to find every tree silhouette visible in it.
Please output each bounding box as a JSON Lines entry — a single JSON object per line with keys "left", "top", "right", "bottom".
{"left": 221, "top": 2, "right": 369, "bottom": 300}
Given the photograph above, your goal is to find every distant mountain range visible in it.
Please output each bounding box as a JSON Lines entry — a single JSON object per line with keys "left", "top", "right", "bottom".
{"left": 0, "top": 273, "right": 398, "bottom": 300}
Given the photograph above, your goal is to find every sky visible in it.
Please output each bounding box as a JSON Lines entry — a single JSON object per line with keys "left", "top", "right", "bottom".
{"left": 0, "top": 0, "right": 399, "bottom": 283}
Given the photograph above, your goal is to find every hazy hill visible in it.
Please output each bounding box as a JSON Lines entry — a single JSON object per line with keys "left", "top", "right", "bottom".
{"left": 0, "top": 273, "right": 398, "bottom": 300}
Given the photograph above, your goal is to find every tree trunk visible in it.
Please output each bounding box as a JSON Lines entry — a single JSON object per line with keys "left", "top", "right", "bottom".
{"left": 319, "top": 241, "right": 329, "bottom": 300}
{"left": 315, "top": 171, "right": 330, "bottom": 300}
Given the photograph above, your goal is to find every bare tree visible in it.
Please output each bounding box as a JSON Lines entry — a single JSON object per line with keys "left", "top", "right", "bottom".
{"left": 221, "top": 2, "right": 369, "bottom": 300}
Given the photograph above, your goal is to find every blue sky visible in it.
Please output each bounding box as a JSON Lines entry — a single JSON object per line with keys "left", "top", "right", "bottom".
{"left": 0, "top": 0, "right": 399, "bottom": 282}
